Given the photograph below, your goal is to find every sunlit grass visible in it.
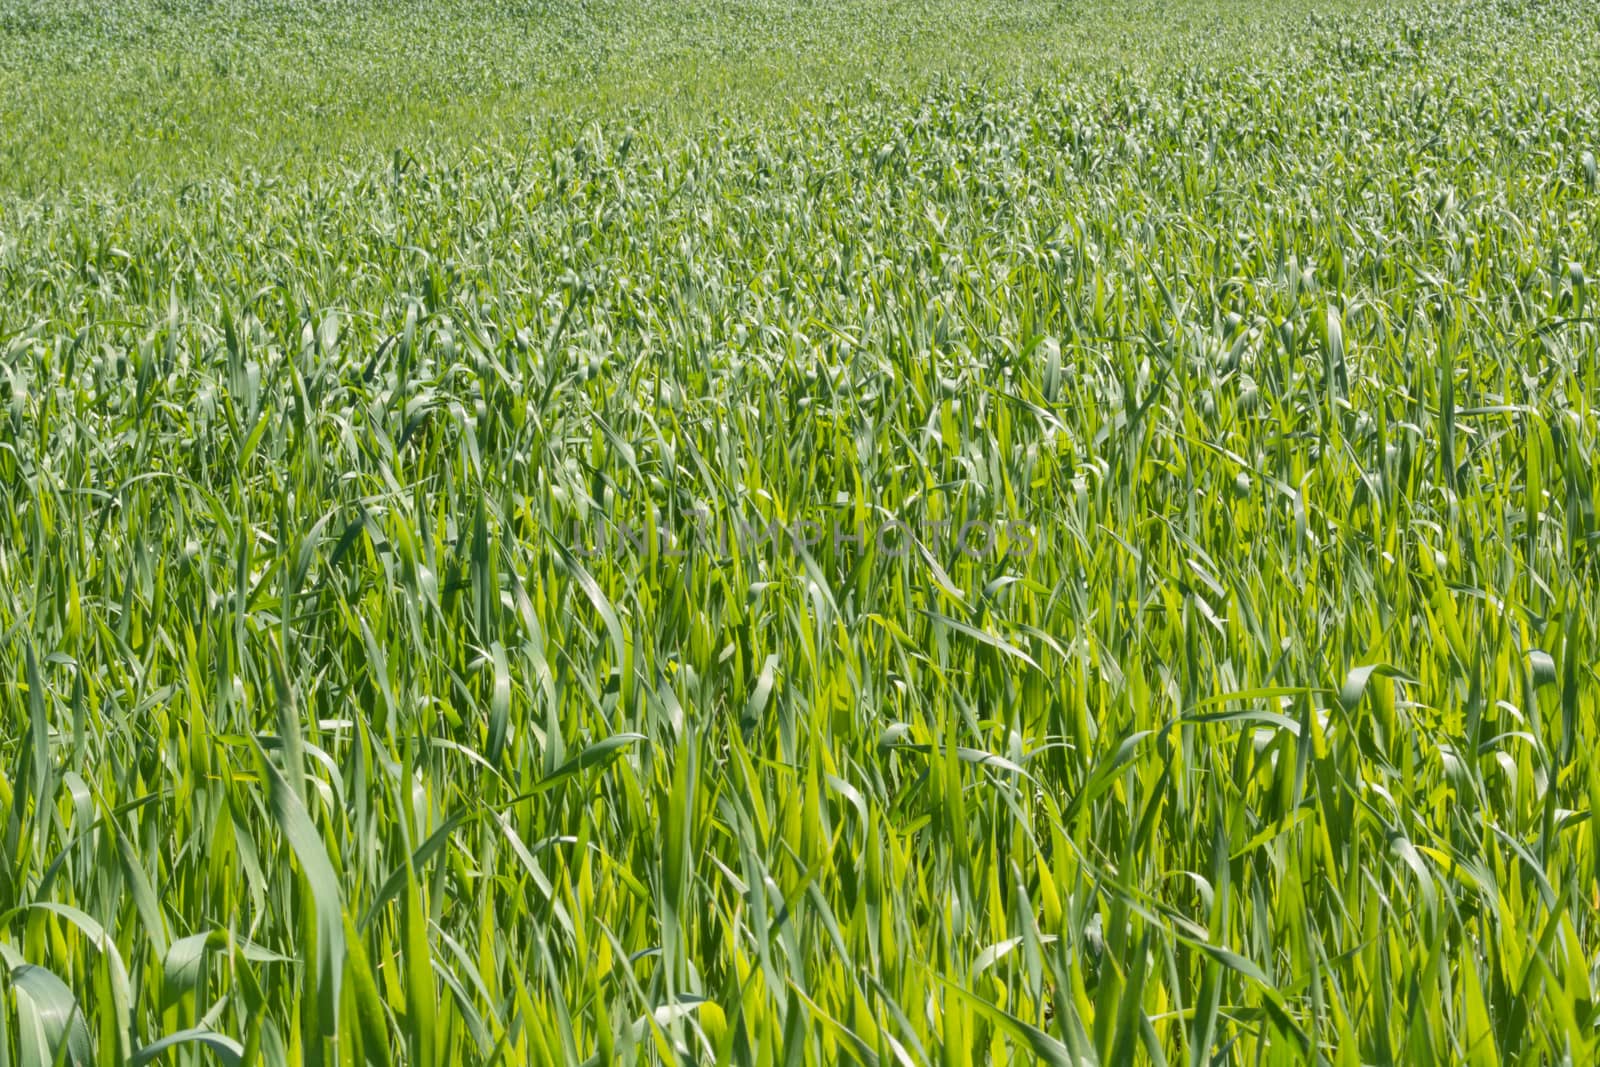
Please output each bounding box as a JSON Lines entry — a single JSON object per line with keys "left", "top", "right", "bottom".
{"left": 2, "top": 0, "right": 1599, "bottom": 1063}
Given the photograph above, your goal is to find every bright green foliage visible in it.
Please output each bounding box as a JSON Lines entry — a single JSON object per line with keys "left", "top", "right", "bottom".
{"left": 2, "top": 0, "right": 1600, "bottom": 1064}
{"left": 3, "top": 0, "right": 1382, "bottom": 193}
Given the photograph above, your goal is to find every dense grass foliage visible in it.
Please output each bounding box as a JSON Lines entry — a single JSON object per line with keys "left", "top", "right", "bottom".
{"left": 0, "top": 0, "right": 1388, "bottom": 192}
{"left": 3, "top": 0, "right": 1600, "bottom": 1063}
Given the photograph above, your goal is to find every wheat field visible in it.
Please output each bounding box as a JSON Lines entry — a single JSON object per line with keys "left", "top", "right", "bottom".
{"left": 2, "top": 0, "right": 1599, "bottom": 1063}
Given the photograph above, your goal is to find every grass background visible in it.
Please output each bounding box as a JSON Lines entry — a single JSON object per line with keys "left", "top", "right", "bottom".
{"left": 2, "top": 0, "right": 1600, "bottom": 1064}
{"left": 0, "top": 0, "right": 1392, "bottom": 192}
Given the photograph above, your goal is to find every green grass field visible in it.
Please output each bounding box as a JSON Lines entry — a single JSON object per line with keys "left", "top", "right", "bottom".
{"left": 2, "top": 0, "right": 1600, "bottom": 1063}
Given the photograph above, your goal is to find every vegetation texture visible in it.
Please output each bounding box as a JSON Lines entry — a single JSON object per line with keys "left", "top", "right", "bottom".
{"left": 2, "top": 0, "right": 1600, "bottom": 1064}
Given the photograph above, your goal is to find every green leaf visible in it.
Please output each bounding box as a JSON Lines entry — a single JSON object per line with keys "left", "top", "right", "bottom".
{"left": 9, "top": 962, "right": 93, "bottom": 1067}
{"left": 257, "top": 743, "right": 345, "bottom": 1038}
